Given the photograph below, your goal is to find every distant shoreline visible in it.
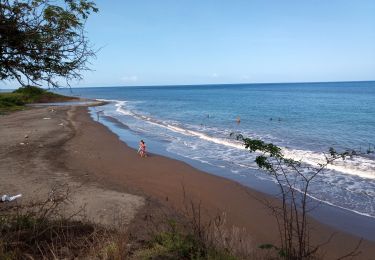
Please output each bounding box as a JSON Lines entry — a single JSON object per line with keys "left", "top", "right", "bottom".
{"left": 2, "top": 80, "right": 375, "bottom": 90}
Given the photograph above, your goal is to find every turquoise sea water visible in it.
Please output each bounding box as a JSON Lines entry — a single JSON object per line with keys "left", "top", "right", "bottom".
{"left": 57, "top": 81, "right": 375, "bottom": 222}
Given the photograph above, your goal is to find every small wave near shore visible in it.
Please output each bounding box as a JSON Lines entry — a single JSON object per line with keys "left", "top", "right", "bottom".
{"left": 91, "top": 99, "right": 375, "bottom": 218}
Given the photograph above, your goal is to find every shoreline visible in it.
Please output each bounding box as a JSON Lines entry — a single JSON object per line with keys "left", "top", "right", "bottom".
{"left": 1, "top": 104, "right": 375, "bottom": 258}
{"left": 89, "top": 103, "right": 375, "bottom": 242}
{"left": 67, "top": 105, "right": 375, "bottom": 258}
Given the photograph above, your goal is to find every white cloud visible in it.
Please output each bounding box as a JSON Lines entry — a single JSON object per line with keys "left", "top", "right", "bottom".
{"left": 211, "top": 73, "right": 219, "bottom": 78}
{"left": 121, "top": 75, "right": 138, "bottom": 82}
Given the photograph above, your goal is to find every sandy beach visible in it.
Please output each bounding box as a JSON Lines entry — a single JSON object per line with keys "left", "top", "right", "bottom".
{"left": 1, "top": 105, "right": 374, "bottom": 259}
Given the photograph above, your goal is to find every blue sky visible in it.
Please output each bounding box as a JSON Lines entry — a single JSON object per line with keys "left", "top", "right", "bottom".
{"left": 2, "top": 0, "right": 375, "bottom": 88}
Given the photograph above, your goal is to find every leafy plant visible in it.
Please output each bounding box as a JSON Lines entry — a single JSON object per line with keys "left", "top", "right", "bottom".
{"left": 241, "top": 136, "right": 359, "bottom": 259}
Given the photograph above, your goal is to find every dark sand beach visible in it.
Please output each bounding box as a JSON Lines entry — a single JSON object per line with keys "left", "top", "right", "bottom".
{"left": 1, "top": 105, "right": 375, "bottom": 259}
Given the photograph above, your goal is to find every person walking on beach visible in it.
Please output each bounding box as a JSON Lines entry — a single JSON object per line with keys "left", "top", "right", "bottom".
{"left": 138, "top": 140, "right": 147, "bottom": 157}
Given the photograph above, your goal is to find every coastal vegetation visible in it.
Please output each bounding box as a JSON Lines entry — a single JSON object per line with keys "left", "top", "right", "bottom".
{"left": 0, "top": 192, "right": 108, "bottom": 259}
{"left": 0, "top": 86, "right": 73, "bottom": 113}
{"left": 0, "top": 191, "right": 245, "bottom": 259}
{"left": 241, "top": 137, "right": 361, "bottom": 259}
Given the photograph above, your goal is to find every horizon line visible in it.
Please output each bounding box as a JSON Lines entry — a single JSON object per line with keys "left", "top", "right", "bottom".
{"left": 1, "top": 79, "right": 375, "bottom": 90}
{"left": 68, "top": 79, "right": 375, "bottom": 89}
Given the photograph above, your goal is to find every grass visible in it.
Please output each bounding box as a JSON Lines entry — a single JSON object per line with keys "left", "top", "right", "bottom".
{"left": 0, "top": 190, "right": 254, "bottom": 260}
{"left": 0, "top": 198, "right": 105, "bottom": 259}
{"left": 132, "top": 220, "right": 238, "bottom": 259}
{"left": 0, "top": 214, "right": 103, "bottom": 259}
{"left": 0, "top": 209, "right": 235, "bottom": 260}
{"left": 0, "top": 85, "right": 74, "bottom": 113}
{"left": 129, "top": 196, "right": 255, "bottom": 260}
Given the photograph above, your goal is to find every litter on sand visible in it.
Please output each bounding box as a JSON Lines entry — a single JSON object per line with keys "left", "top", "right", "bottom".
{"left": 43, "top": 117, "right": 51, "bottom": 120}
{"left": 1, "top": 194, "right": 22, "bottom": 202}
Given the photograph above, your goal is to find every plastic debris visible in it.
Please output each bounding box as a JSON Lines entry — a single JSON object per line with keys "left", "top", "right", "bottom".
{"left": 1, "top": 194, "right": 22, "bottom": 202}
{"left": 43, "top": 117, "right": 51, "bottom": 120}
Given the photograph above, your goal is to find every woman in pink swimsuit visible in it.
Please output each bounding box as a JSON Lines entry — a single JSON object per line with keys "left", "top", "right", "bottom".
{"left": 138, "top": 140, "right": 147, "bottom": 157}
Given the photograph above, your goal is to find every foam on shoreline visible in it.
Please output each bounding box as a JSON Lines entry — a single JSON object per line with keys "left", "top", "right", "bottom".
{"left": 92, "top": 99, "right": 375, "bottom": 218}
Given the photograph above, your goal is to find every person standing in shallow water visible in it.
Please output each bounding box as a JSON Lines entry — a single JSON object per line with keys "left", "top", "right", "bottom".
{"left": 236, "top": 116, "right": 241, "bottom": 124}
{"left": 138, "top": 140, "right": 147, "bottom": 157}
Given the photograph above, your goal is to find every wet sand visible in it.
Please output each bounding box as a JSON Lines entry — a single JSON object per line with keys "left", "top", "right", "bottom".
{"left": 1, "top": 105, "right": 374, "bottom": 259}
{"left": 65, "top": 106, "right": 375, "bottom": 259}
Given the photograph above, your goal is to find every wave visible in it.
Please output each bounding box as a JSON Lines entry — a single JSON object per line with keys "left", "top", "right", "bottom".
{"left": 93, "top": 100, "right": 375, "bottom": 217}
{"left": 282, "top": 149, "right": 375, "bottom": 180}
{"left": 292, "top": 185, "right": 375, "bottom": 219}
{"left": 111, "top": 99, "right": 375, "bottom": 181}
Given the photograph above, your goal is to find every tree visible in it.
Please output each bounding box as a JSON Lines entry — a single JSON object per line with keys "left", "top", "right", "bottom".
{"left": 0, "top": 0, "right": 98, "bottom": 87}
{"left": 241, "top": 137, "right": 359, "bottom": 259}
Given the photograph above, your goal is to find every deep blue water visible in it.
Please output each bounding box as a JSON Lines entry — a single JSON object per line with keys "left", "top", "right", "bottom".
{"left": 56, "top": 81, "right": 375, "bottom": 223}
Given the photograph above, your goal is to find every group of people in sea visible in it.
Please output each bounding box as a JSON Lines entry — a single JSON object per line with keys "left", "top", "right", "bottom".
{"left": 137, "top": 115, "right": 284, "bottom": 157}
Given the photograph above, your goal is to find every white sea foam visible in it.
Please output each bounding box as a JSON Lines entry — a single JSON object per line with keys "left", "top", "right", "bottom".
{"left": 284, "top": 184, "right": 375, "bottom": 219}
{"left": 282, "top": 149, "right": 375, "bottom": 180}
{"left": 95, "top": 100, "right": 375, "bottom": 217}
{"left": 111, "top": 99, "right": 375, "bottom": 181}
{"left": 96, "top": 98, "right": 125, "bottom": 103}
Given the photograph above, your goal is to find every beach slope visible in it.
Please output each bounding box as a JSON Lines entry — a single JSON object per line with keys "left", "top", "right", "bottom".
{"left": 1, "top": 105, "right": 374, "bottom": 259}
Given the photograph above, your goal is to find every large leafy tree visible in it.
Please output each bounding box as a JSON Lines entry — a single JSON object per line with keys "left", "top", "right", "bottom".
{"left": 0, "top": 0, "right": 98, "bottom": 87}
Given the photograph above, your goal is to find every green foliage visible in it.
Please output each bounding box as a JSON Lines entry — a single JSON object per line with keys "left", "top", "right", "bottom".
{"left": 243, "top": 138, "right": 283, "bottom": 159}
{"left": 259, "top": 244, "right": 288, "bottom": 258}
{"left": 133, "top": 218, "right": 237, "bottom": 260}
{"left": 0, "top": 93, "right": 25, "bottom": 106}
{"left": 254, "top": 155, "right": 273, "bottom": 171}
{"left": 0, "top": 0, "right": 98, "bottom": 87}
{"left": 0, "top": 86, "right": 72, "bottom": 112}
{"left": 243, "top": 136, "right": 360, "bottom": 259}
{"left": 153, "top": 231, "right": 199, "bottom": 258}
{"left": 242, "top": 137, "right": 305, "bottom": 172}
{"left": 243, "top": 137, "right": 289, "bottom": 171}
{"left": 12, "top": 85, "right": 57, "bottom": 103}
{"left": 13, "top": 85, "right": 46, "bottom": 96}
{"left": 0, "top": 93, "right": 25, "bottom": 112}
{"left": 259, "top": 243, "right": 276, "bottom": 250}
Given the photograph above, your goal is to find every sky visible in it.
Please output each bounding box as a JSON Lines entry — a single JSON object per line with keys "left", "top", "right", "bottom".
{"left": 1, "top": 0, "right": 375, "bottom": 88}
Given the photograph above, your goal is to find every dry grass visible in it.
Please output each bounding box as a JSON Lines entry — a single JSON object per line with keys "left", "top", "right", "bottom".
{"left": 0, "top": 185, "right": 266, "bottom": 259}
{"left": 0, "top": 186, "right": 128, "bottom": 259}
{"left": 128, "top": 188, "right": 260, "bottom": 260}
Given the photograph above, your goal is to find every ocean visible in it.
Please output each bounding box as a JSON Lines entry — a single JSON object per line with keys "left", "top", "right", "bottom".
{"left": 56, "top": 81, "right": 375, "bottom": 224}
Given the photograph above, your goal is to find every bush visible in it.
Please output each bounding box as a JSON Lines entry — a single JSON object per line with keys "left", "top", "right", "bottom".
{"left": 12, "top": 85, "right": 61, "bottom": 103}
{"left": 0, "top": 94, "right": 25, "bottom": 107}
{"left": 0, "top": 86, "right": 74, "bottom": 113}
{"left": 133, "top": 220, "right": 237, "bottom": 260}
{"left": 0, "top": 188, "right": 119, "bottom": 259}
{"left": 13, "top": 85, "right": 47, "bottom": 96}
{"left": 0, "top": 93, "right": 26, "bottom": 113}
